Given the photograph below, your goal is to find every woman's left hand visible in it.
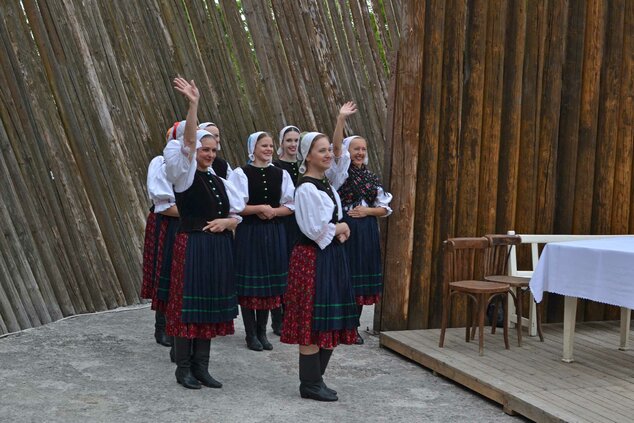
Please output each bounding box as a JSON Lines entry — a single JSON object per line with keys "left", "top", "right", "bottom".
{"left": 203, "top": 218, "right": 237, "bottom": 233}
{"left": 347, "top": 206, "right": 369, "bottom": 218}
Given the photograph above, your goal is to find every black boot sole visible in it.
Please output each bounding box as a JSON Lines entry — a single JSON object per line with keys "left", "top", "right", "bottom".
{"left": 300, "top": 390, "right": 338, "bottom": 401}
{"left": 193, "top": 374, "right": 223, "bottom": 389}
{"left": 177, "top": 379, "right": 202, "bottom": 389}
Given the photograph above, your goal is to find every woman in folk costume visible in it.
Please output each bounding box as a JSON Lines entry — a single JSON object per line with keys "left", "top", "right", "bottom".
{"left": 228, "top": 132, "right": 295, "bottom": 351}
{"left": 163, "top": 77, "right": 245, "bottom": 390}
{"left": 198, "top": 122, "right": 233, "bottom": 179}
{"left": 270, "top": 125, "right": 302, "bottom": 336}
{"left": 281, "top": 132, "right": 358, "bottom": 402}
{"left": 140, "top": 152, "right": 179, "bottom": 348}
{"left": 329, "top": 101, "right": 393, "bottom": 345}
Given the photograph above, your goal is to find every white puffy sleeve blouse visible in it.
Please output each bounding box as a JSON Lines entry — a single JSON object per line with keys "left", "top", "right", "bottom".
{"left": 294, "top": 182, "right": 343, "bottom": 250}
{"left": 146, "top": 156, "right": 175, "bottom": 213}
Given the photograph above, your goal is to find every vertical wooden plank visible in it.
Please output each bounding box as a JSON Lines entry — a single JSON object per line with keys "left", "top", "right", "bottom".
{"left": 614, "top": 1, "right": 634, "bottom": 234}
{"left": 375, "top": 42, "right": 400, "bottom": 331}
{"left": 535, "top": 0, "right": 567, "bottom": 235}
{"left": 449, "top": 0, "right": 489, "bottom": 326}
{"left": 427, "top": 0, "right": 466, "bottom": 328}
{"left": 408, "top": 0, "right": 445, "bottom": 329}
{"left": 515, "top": 0, "right": 545, "bottom": 236}
{"left": 495, "top": 1, "right": 526, "bottom": 232}
{"left": 554, "top": 0, "right": 587, "bottom": 235}
{"left": 476, "top": 0, "right": 507, "bottom": 236}
{"left": 572, "top": 0, "right": 606, "bottom": 322}
{"left": 572, "top": 0, "right": 605, "bottom": 235}
{"left": 381, "top": 0, "right": 425, "bottom": 331}
{"left": 592, "top": 0, "right": 625, "bottom": 235}
{"left": 592, "top": 0, "right": 625, "bottom": 321}
{"left": 455, "top": 0, "right": 488, "bottom": 240}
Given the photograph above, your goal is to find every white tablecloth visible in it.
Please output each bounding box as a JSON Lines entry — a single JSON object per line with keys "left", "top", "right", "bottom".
{"left": 529, "top": 237, "right": 634, "bottom": 309}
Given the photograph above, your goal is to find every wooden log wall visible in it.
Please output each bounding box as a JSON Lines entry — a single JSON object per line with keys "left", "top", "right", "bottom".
{"left": 381, "top": 0, "right": 634, "bottom": 330}
{"left": 0, "top": 0, "right": 399, "bottom": 335}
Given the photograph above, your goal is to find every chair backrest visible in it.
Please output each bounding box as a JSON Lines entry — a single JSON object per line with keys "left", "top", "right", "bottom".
{"left": 443, "top": 237, "right": 490, "bottom": 287}
{"left": 484, "top": 234, "right": 521, "bottom": 276}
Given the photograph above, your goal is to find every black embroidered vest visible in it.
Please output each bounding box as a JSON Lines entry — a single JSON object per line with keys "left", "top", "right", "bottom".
{"left": 175, "top": 170, "right": 230, "bottom": 232}
{"left": 242, "top": 165, "right": 283, "bottom": 207}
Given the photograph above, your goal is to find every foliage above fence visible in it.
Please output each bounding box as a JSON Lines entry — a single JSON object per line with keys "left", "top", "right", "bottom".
{"left": 0, "top": 0, "right": 399, "bottom": 335}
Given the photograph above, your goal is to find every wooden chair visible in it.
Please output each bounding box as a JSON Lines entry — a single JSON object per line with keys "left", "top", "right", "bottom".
{"left": 484, "top": 234, "right": 544, "bottom": 346}
{"left": 439, "top": 237, "right": 510, "bottom": 355}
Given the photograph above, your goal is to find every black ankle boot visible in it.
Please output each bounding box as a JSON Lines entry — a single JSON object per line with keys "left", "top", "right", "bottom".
{"left": 174, "top": 337, "right": 201, "bottom": 389}
{"left": 242, "top": 307, "right": 263, "bottom": 351}
{"left": 319, "top": 348, "right": 337, "bottom": 395}
{"left": 299, "top": 352, "right": 337, "bottom": 401}
{"left": 355, "top": 305, "right": 364, "bottom": 345}
{"left": 169, "top": 345, "right": 175, "bottom": 363}
{"left": 256, "top": 309, "right": 273, "bottom": 350}
{"left": 154, "top": 311, "right": 173, "bottom": 347}
{"left": 191, "top": 339, "right": 222, "bottom": 388}
{"left": 271, "top": 306, "right": 283, "bottom": 336}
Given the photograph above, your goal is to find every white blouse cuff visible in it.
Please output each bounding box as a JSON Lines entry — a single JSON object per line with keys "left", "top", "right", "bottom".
{"left": 315, "top": 223, "right": 336, "bottom": 250}
{"left": 153, "top": 200, "right": 175, "bottom": 214}
{"left": 377, "top": 205, "right": 392, "bottom": 217}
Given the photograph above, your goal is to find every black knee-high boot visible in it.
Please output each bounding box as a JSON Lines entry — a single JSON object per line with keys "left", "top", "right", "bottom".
{"left": 154, "top": 311, "right": 173, "bottom": 347}
{"left": 256, "top": 309, "right": 273, "bottom": 350}
{"left": 174, "top": 337, "right": 200, "bottom": 389}
{"left": 270, "top": 306, "right": 283, "bottom": 336}
{"left": 355, "top": 305, "right": 364, "bottom": 345}
{"left": 319, "top": 348, "right": 337, "bottom": 395}
{"left": 299, "top": 352, "right": 337, "bottom": 401}
{"left": 191, "top": 339, "right": 222, "bottom": 388}
{"left": 242, "top": 306, "right": 263, "bottom": 351}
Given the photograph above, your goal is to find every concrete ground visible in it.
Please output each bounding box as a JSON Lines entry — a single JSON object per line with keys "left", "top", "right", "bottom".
{"left": 0, "top": 305, "right": 524, "bottom": 423}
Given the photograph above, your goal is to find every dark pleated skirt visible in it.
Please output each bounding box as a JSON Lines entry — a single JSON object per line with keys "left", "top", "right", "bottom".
{"left": 281, "top": 243, "right": 358, "bottom": 348}
{"left": 153, "top": 215, "right": 180, "bottom": 311}
{"left": 342, "top": 214, "right": 383, "bottom": 303}
{"left": 281, "top": 214, "right": 302, "bottom": 258}
{"left": 166, "top": 231, "right": 237, "bottom": 339}
{"left": 141, "top": 212, "right": 159, "bottom": 300}
{"left": 234, "top": 216, "right": 288, "bottom": 303}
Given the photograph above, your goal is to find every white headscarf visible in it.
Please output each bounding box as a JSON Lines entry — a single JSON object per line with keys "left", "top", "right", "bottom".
{"left": 298, "top": 132, "right": 325, "bottom": 174}
{"left": 195, "top": 129, "right": 215, "bottom": 150}
{"left": 343, "top": 135, "right": 368, "bottom": 165}
{"left": 277, "top": 125, "right": 301, "bottom": 156}
{"left": 247, "top": 131, "right": 267, "bottom": 164}
{"left": 198, "top": 122, "right": 220, "bottom": 150}
{"left": 198, "top": 122, "right": 216, "bottom": 130}
{"left": 166, "top": 120, "right": 186, "bottom": 142}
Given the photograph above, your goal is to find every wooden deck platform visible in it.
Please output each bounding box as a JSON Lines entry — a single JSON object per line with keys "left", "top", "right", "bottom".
{"left": 380, "top": 321, "right": 634, "bottom": 422}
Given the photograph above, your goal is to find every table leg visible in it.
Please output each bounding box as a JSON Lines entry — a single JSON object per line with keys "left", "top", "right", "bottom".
{"left": 562, "top": 296, "right": 577, "bottom": 363}
{"left": 528, "top": 292, "right": 537, "bottom": 337}
{"left": 619, "top": 308, "right": 630, "bottom": 351}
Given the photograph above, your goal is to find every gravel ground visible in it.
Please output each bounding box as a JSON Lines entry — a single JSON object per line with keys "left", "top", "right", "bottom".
{"left": 0, "top": 305, "right": 525, "bottom": 423}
